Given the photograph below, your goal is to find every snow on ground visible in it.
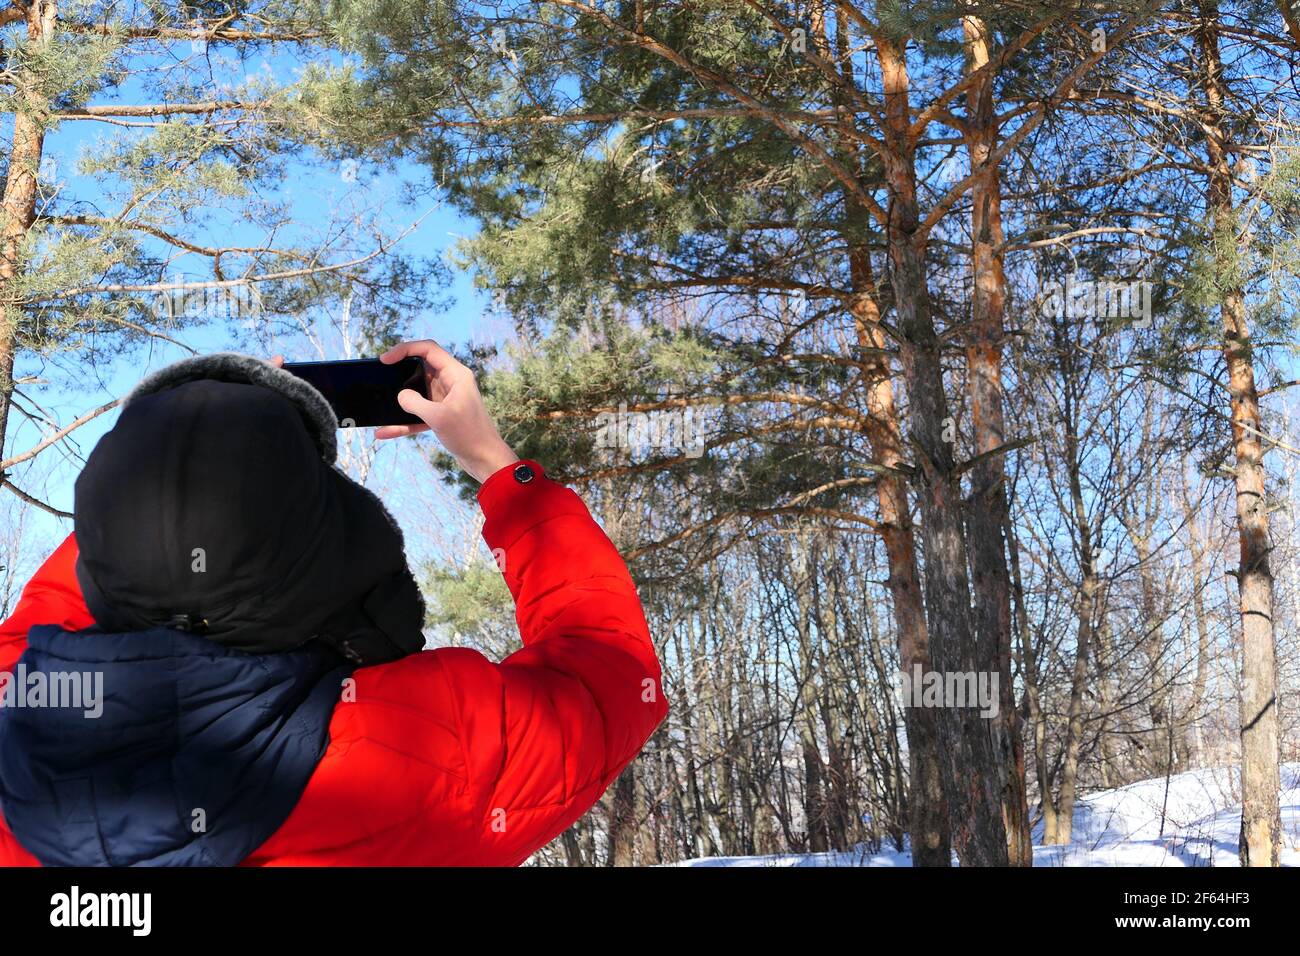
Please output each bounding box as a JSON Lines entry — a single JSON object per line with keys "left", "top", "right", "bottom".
{"left": 674, "top": 763, "right": 1300, "bottom": 867}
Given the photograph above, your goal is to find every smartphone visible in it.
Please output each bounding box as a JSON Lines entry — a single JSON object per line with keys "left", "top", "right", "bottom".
{"left": 281, "top": 357, "right": 426, "bottom": 427}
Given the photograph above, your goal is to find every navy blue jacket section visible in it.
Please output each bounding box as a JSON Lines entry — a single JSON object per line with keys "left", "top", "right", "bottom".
{"left": 0, "top": 624, "right": 350, "bottom": 866}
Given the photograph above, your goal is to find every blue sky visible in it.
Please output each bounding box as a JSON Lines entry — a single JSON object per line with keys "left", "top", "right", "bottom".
{"left": 1, "top": 36, "right": 494, "bottom": 580}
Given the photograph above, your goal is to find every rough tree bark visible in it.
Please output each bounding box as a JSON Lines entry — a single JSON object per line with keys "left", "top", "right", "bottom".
{"left": 849, "top": 245, "right": 951, "bottom": 866}
{"left": 608, "top": 767, "right": 638, "bottom": 865}
{"left": 0, "top": 1, "right": 56, "bottom": 455}
{"left": 1052, "top": 453, "right": 1098, "bottom": 845}
{"left": 830, "top": 6, "right": 950, "bottom": 865}
{"left": 1182, "top": 476, "right": 1213, "bottom": 768}
{"left": 1195, "top": 0, "right": 1281, "bottom": 867}
{"left": 875, "top": 35, "right": 1009, "bottom": 866}
{"left": 960, "top": 10, "right": 1032, "bottom": 865}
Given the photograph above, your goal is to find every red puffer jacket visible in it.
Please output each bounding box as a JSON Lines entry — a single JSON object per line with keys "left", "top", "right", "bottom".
{"left": 0, "top": 461, "right": 668, "bottom": 866}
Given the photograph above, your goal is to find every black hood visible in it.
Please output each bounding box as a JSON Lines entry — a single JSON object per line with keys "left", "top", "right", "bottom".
{"left": 72, "top": 352, "right": 426, "bottom": 664}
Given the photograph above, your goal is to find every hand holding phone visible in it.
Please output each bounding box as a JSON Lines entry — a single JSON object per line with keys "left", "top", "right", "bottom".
{"left": 375, "top": 341, "right": 519, "bottom": 483}
{"left": 281, "top": 357, "right": 427, "bottom": 428}
{"left": 278, "top": 343, "right": 517, "bottom": 483}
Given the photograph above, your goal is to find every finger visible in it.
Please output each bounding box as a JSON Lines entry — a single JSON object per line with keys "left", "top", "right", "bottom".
{"left": 269, "top": 355, "right": 285, "bottom": 368}
{"left": 381, "top": 340, "right": 464, "bottom": 378}
{"left": 395, "top": 387, "right": 446, "bottom": 425}
{"left": 375, "top": 421, "right": 430, "bottom": 441}
{"left": 376, "top": 385, "right": 444, "bottom": 440}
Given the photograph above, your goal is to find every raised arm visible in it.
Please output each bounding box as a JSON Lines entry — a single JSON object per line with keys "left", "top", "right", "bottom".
{"left": 462, "top": 459, "right": 668, "bottom": 863}
{"left": 375, "top": 340, "right": 669, "bottom": 864}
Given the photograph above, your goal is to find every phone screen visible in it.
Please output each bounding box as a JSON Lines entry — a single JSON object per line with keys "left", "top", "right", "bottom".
{"left": 281, "top": 357, "right": 426, "bottom": 428}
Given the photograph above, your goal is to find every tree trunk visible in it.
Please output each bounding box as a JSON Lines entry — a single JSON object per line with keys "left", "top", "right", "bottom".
{"left": 813, "top": 566, "right": 857, "bottom": 851}
{"left": 876, "top": 36, "right": 1008, "bottom": 866}
{"left": 1050, "top": 373, "right": 1100, "bottom": 846}
{"left": 608, "top": 766, "right": 637, "bottom": 866}
{"left": 0, "top": 0, "right": 56, "bottom": 455}
{"left": 1053, "top": 563, "right": 1097, "bottom": 845}
{"left": 1127, "top": 499, "right": 1173, "bottom": 780}
{"left": 1196, "top": 0, "right": 1281, "bottom": 867}
{"left": 1183, "top": 476, "right": 1212, "bottom": 768}
{"left": 1005, "top": 504, "right": 1057, "bottom": 843}
{"left": 831, "top": 9, "right": 950, "bottom": 866}
{"left": 848, "top": 247, "right": 951, "bottom": 866}
{"left": 793, "top": 533, "right": 829, "bottom": 854}
{"left": 960, "top": 11, "right": 1031, "bottom": 866}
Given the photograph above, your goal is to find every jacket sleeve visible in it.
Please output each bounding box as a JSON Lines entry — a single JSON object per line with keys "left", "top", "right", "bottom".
{"left": 0, "top": 533, "right": 94, "bottom": 676}
{"left": 453, "top": 460, "right": 669, "bottom": 865}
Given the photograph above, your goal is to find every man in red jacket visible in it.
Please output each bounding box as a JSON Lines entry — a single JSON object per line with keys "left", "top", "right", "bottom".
{"left": 0, "top": 340, "right": 668, "bottom": 866}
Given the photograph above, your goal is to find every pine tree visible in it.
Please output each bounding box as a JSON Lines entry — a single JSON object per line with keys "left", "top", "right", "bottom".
{"left": 0, "top": 0, "right": 437, "bottom": 509}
